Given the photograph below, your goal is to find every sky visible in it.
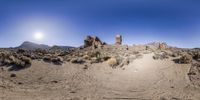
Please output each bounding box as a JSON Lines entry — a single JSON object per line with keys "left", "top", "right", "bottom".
{"left": 0, "top": 0, "right": 200, "bottom": 48}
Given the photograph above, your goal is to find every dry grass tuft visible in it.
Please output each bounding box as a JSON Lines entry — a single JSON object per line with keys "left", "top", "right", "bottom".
{"left": 107, "top": 57, "right": 118, "bottom": 67}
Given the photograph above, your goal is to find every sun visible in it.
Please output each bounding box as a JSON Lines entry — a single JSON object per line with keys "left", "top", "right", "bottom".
{"left": 34, "top": 32, "right": 44, "bottom": 40}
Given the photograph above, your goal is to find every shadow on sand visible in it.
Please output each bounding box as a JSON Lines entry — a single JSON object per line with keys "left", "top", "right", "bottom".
{"left": 8, "top": 64, "right": 31, "bottom": 71}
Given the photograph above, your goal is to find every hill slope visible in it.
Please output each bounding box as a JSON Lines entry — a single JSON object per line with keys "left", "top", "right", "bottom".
{"left": 16, "top": 41, "right": 51, "bottom": 50}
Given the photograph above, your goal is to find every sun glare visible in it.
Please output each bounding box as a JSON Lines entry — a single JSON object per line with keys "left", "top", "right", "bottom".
{"left": 34, "top": 32, "right": 44, "bottom": 40}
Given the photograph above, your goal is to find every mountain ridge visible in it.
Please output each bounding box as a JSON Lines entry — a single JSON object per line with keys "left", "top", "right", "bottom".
{"left": 16, "top": 41, "right": 74, "bottom": 50}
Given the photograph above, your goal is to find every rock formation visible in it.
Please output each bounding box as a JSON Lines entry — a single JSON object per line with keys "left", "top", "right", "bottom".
{"left": 115, "top": 34, "right": 122, "bottom": 45}
{"left": 84, "top": 36, "right": 103, "bottom": 49}
{"left": 158, "top": 43, "right": 167, "bottom": 50}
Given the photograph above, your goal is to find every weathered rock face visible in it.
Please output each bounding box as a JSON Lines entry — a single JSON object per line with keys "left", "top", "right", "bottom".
{"left": 158, "top": 43, "right": 167, "bottom": 50}
{"left": 115, "top": 34, "right": 122, "bottom": 45}
{"left": 84, "top": 36, "right": 103, "bottom": 48}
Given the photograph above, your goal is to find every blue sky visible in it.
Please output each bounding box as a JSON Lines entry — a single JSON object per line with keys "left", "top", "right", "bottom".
{"left": 0, "top": 0, "right": 200, "bottom": 48}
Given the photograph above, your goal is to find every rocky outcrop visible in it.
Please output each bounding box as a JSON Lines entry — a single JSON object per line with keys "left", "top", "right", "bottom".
{"left": 84, "top": 36, "right": 104, "bottom": 49}
{"left": 158, "top": 43, "right": 167, "bottom": 50}
{"left": 115, "top": 34, "right": 122, "bottom": 45}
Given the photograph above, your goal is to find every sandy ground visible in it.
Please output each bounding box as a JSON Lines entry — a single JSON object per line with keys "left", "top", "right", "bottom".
{"left": 1, "top": 53, "right": 200, "bottom": 100}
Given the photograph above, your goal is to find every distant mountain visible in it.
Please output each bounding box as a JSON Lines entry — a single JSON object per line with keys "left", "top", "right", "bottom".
{"left": 16, "top": 41, "right": 75, "bottom": 50}
{"left": 146, "top": 42, "right": 168, "bottom": 47}
{"left": 145, "top": 42, "right": 177, "bottom": 48}
{"left": 16, "top": 41, "right": 51, "bottom": 50}
{"left": 50, "top": 45, "right": 75, "bottom": 50}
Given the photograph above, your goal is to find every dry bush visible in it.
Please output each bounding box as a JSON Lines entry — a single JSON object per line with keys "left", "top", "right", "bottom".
{"left": 193, "top": 52, "right": 200, "bottom": 61}
{"left": 3, "top": 58, "right": 12, "bottom": 65}
{"left": 43, "top": 55, "right": 51, "bottom": 62}
{"left": 70, "top": 58, "right": 85, "bottom": 64}
{"left": 153, "top": 52, "right": 169, "bottom": 60}
{"left": 119, "top": 57, "right": 130, "bottom": 67}
{"left": 178, "top": 54, "right": 192, "bottom": 64}
{"left": 83, "top": 55, "right": 89, "bottom": 60}
{"left": 90, "top": 57, "right": 101, "bottom": 64}
{"left": 87, "top": 51, "right": 101, "bottom": 58}
{"left": 19, "top": 56, "right": 31, "bottom": 65}
{"left": 17, "top": 49, "right": 26, "bottom": 53}
{"left": 58, "top": 51, "right": 69, "bottom": 56}
{"left": 102, "top": 56, "right": 111, "bottom": 61}
{"left": 51, "top": 57, "right": 63, "bottom": 65}
{"left": 171, "top": 52, "right": 179, "bottom": 57}
{"left": 107, "top": 57, "right": 118, "bottom": 67}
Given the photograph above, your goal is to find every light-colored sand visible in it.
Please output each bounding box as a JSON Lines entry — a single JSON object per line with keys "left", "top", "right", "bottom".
{"left": 1, "top": 53, "right": 200, "bottom": 100}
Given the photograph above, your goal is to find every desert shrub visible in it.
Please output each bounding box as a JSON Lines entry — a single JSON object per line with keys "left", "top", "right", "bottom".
{"left": 171, "top": 52, "right": 179, "bottom": 57}
{"left": 83, "top": 55, "right": 90, "bottom": 60}
{"left": 23, "top": 52, "right": 31, "bottom": 58}
{"left": 8, "top": 55, "right": 15, "bottom": 64}
{"left": 0, "top": 53, "right": 16, "bottom": 66}
{"left": 119, "top": 57, "right": 130, "bottom": 67}
{"left": 34, "top": 54, "right": 43, "bottom": 59}
{"left": 162, "top": 50, "right": 173, "bottom": 57}
{"left": 12, "top": 52, "right": 19, "bottom": 58}
{"left": 83, "top": 51, "right": 102, "bottom": 62}
{"left": 35, "top": 49, "right": 47, "bottom": 54}
{"left": 20, "top": 56, "right": 31, "bottom": 65}
{"left": 37, "top": 53, "right": 44, "bottom": 56}
{"left": 10, "top": 73, "right": 16, "bottom": 77}
{"left": 90, "top": 57, "right": 101, "bottom": 64}
{"left": 14, "top": 59, "right": 26, "bottom": 68}
{"left": 153, "top": 52, "right": 169, "bottom": 60}
{"left": 146, "top": 46, "right": 150, "bottom": 50}
{"left": 70, "top": 58, "right": 85, "bottom": 64}
{"left": 51, "top": 57, "right": 63, "bottom": 65}
{"left": 135, "top": 53, "right": 143, "bottom": 59}
{"left": 0, "top": 52, "right": 9, "bottom": 58}
{"left": 17, "top": 49, "right": 26, "bottom": 53}
{"left": 87, "top": 51, "right": 101, "bottom": 58}
{"left": 107, "top": 57, "right": 118, "bottom": 67}
{"left": 58, "top": 51, "right": 69, "bottom": 56}
{"left": 123, "top": 58, "right": 130, "bottom": 65}
{"left": 193, "top": 52, "right": 200, "bottom": 61}
{"left": 102, "top": 56, "right": 111, "bottom": 61}
{"left": 30, "top": 54, "right": 36, "bottom": 59}
{"left": 43, "top": 55, "right": 51, "bottom": 62}
{"left": 178, "top": 54, "right": 192, "bottom": 64}
{"left": 3, "top": 58, "right": 12, "bottom": 65}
